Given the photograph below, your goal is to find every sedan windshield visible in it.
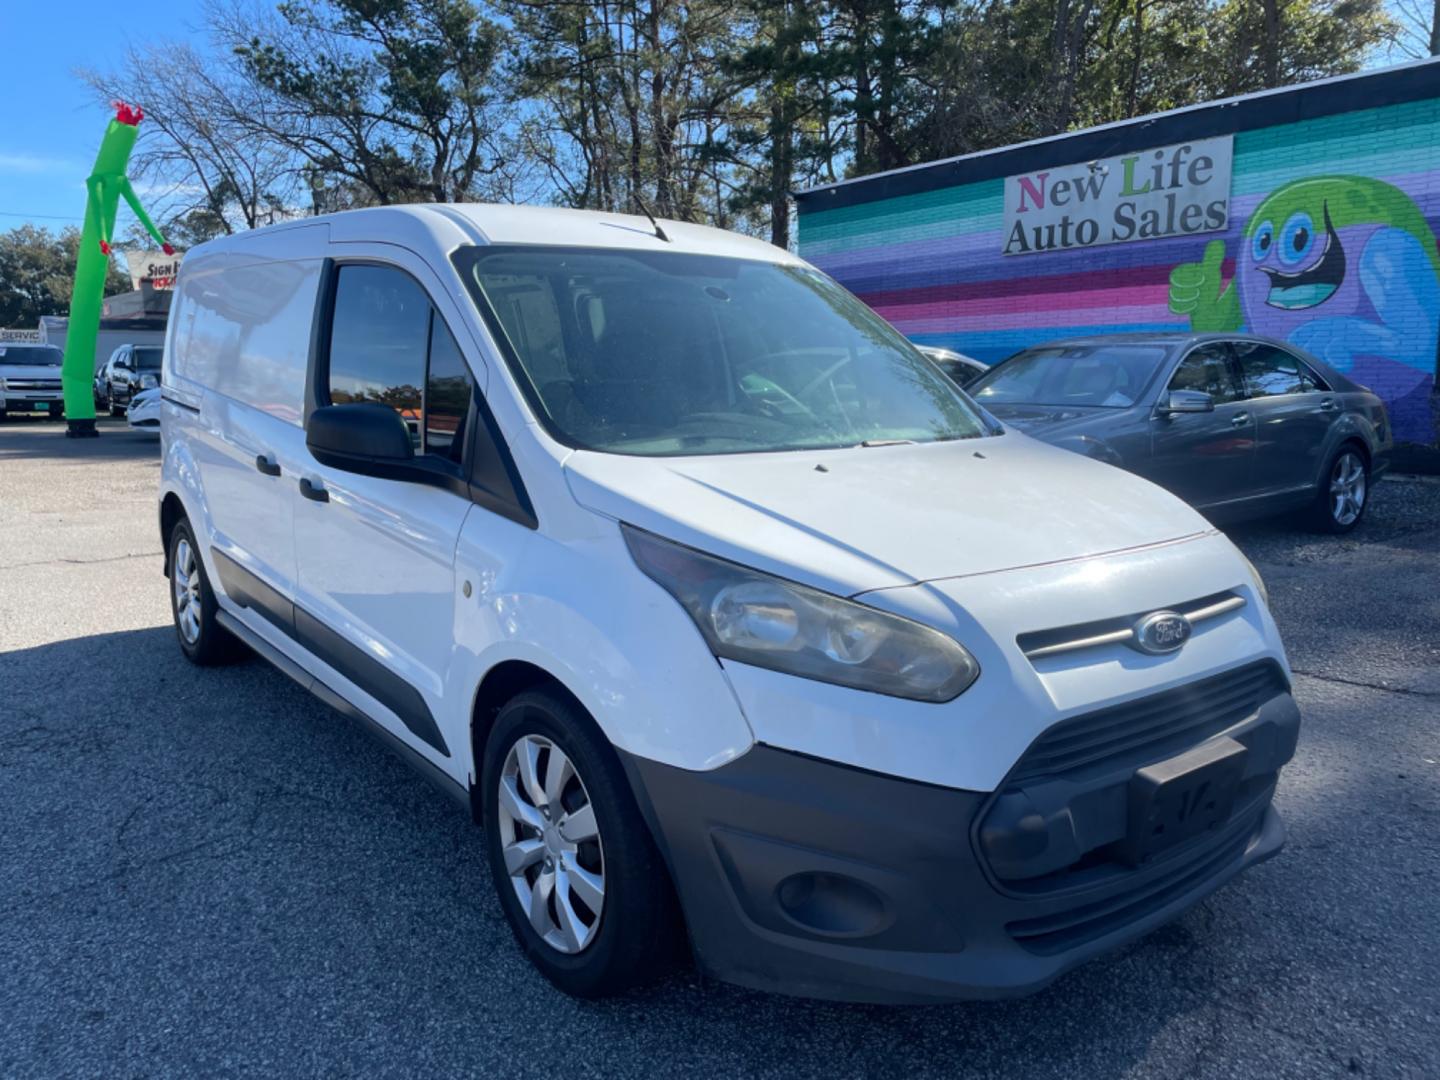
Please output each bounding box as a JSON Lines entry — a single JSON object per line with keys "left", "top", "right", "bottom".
{"left": 132, "top": 346, "right": 163, "bottom": 370}
{"left": 971, "top": 345, "right": 1169, "bottom": 409}
{"left": 455, "top": 247, "right": 988, "bottom": 456}
{"left": 0, "top": 345, "right": 63, "bottom": 366}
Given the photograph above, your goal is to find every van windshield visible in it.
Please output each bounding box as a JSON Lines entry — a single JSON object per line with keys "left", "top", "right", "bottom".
{"left": 454, "top": 246, "right": 988, "bottom": 456}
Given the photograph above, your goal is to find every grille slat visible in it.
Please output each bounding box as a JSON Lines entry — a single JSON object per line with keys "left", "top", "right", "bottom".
{"left": 1009, "top": 661, "right": 1285, "bottom": 783}
{"left": 1024, "top": 680, "right": 1272, "bottom": 765}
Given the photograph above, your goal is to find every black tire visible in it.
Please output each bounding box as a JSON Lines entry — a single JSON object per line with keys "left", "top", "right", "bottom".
{"left": 1308, "top": 443, "right": 1370, "bottom": 534}
{"left": 482, "top": 688, "right": 684, "bottom": 998}
{"left": 167, "top": 518, "right": 242, "bottom": 664}
{"left": 110, "top": 402, "right": 126, "bottom": 418}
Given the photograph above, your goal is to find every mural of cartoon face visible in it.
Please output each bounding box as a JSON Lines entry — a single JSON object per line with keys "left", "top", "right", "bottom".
{"left": 1235, "top": 176, "right": 1440, "bottom": 440}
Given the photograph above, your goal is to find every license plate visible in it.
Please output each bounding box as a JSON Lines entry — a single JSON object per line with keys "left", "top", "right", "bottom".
{"left": 1118, "top": 737, "right": 1247, "bottom": 865}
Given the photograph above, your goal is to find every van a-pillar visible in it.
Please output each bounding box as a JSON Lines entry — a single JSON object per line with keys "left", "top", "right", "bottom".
{"left": 62, "top": 102, "right": 175, "bottom": 438}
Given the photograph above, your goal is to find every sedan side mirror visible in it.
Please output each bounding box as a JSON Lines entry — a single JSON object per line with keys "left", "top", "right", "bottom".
{"left": 307, "top": 403, "right": 414, "bottom": 473}
{"left": 1162, "top": 389, "right": 1214, "bottom": 415}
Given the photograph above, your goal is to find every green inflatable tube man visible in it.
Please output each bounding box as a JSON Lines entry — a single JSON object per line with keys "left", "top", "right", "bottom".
{"left": 62, "top": 102, "right": 174, "bottom": 438}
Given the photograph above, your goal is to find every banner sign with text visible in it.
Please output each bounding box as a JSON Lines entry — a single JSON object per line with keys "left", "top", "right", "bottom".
{"left": 1003, "top": 136, "right": 1233, "bottom": 255}
{"left": 126, "top": 250, "right": 183, "bottom": 291}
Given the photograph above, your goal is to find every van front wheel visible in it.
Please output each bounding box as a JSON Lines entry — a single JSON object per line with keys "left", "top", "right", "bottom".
{"left": 168, "top": 519, "right": 240, "bottom": 665}
{"left": 482, "top": 688, "right": 683, "bottom": 997}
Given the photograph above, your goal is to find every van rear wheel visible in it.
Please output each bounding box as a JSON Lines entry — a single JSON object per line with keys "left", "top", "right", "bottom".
{"left": 482, "top": 688, "right": 684, "bottom": 997}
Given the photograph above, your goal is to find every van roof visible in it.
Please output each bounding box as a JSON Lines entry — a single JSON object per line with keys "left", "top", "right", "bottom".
{"left": 197, "top": 203, "right": 793, "bottom": 265}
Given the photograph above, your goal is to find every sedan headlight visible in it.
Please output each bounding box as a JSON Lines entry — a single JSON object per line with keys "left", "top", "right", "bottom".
{"left": 623, "top": 525, "right": 979, "bottom": 702}
{"left": 139, "top": 373, "right": 159, "bottom": 389}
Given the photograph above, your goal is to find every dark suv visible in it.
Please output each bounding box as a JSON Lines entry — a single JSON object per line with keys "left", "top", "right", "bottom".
{"left": 95, "top": 344, "right": 163, "bottom": 415}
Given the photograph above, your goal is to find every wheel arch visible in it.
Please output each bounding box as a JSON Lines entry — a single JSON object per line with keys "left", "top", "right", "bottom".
{"left": 159, "top": 490, "right": 188, "bottom": 577}
{"left": 468, "top": 659, "right": 592, "bottom": 823}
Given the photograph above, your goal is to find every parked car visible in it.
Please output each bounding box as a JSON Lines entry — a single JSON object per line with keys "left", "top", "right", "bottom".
{"left": 127, "top": 387, "right": 161, "bottom": 435}
{"left": 917, "top": 345, "right": 989, "bottom": 389}
{"left": 0, "top": 342, "right": 65, "bottom": 419}
{"left": 969, "top": 333, "right": 1390, "bottom": 533}
{"left": 94, "top": 344, "right": 163, "bottom": 415}
{"left": 160, "top": 206, "right": 1297, "bottom": 1003}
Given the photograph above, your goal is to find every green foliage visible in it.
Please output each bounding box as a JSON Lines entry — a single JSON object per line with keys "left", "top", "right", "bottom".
{"left": 0, "top": 226, "right": 130, "bottom": 329}
{"left": 234, "top": 0, "right": 512, "bottom": 204}
{"left": 81, "top": 0, "right": 1395, "bottom": 252}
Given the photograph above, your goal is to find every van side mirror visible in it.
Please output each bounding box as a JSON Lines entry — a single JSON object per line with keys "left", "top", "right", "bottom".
{"left": 307, "top": 403, "right": 415, "bottom": 473}
{"left": 1161, "top": 390, "right": 1214, "bottom": 415}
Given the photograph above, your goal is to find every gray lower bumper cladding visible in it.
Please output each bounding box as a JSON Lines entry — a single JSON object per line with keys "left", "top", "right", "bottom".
{"left": 621, "top": 678, "right": 1299, "bottom": 1004}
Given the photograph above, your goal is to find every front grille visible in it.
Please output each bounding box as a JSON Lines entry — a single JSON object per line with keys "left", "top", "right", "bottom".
{"left": 4, "top": 378, "right": 61, "bottom": 392}
{"left": 1018, "top": 590, "right": 1245, "bottom": 661}
{"left": 1008, "top": 661, "right": 1287, "bottom": 784}
{"left": 1005, "top": 812, "right": 1261, "bottom": 955}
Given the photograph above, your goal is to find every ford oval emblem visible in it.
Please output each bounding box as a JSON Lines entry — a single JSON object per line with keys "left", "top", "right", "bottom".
{"left": 1133, "top": 610, "right": 1192, "bottom": 655}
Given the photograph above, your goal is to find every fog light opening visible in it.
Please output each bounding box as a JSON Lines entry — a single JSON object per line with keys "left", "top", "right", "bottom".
{"left": 775, "top": 871, "right": 889, "bottom": 938}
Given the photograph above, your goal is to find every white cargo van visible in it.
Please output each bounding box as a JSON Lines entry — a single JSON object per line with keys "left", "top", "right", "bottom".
{"left": 159, "top": 205, "right": 1298, "bottom": 1002}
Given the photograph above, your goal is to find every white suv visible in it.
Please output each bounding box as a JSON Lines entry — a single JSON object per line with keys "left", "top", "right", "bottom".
{"left": 158, "top": 205, "right": 1298, "bottom": 1003}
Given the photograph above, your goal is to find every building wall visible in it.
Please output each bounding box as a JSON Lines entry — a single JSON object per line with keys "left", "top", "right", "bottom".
{"left": 798, "top": 95, "right": 1440, "bottom": 446}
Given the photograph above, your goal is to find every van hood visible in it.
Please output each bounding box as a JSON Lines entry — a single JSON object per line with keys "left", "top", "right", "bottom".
{"left": 564, "top": 432, "right": 1212, "bottom": 597}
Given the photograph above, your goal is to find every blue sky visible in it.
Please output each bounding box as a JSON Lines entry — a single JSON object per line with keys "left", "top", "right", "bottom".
{"left": 0, "top": 1, "right": 1416, "bottom": 238}
{"left": 0, "top": 0, "right": 207, "bottom": 233}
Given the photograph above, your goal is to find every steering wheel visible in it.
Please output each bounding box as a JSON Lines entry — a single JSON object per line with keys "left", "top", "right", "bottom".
{"left": 795, "top": 356, "right": 853, "bottom": 402}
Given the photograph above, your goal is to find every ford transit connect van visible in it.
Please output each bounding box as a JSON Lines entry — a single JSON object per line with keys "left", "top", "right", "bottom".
{"left": 158, "top": 205, "right": 1298, "bottom": 1003}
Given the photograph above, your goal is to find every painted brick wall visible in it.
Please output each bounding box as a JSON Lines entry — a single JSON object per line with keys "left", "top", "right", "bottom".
{"left": 798, "top": 97, "right": 1440, "bottom": 446}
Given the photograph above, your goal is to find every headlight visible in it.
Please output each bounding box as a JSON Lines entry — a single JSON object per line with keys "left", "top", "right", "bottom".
{"left": 1239, "top": 552, "right": 1270, "bottom": 609}
{"left": 623, "top": 525, "right": 979, "bottom": 702}
{"left": 139, "top": 373, "right": 159, "bottom": 389}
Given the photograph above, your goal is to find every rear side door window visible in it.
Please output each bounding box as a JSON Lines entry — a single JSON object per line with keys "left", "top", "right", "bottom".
{"left": 1168, "top": 344, "right": 1245, "bottom": 404}
{"left": 325, "top": 263, "right": 475, "bottom": 462}
{"left": 1234, "top": 341, "right": 1307, "bottom": 398}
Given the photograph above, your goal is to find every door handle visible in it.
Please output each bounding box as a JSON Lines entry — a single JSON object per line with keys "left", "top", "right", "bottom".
{"left": 1230, "top": 412, "right": 1250, "bottom": 426}
{"left": 254, "top": 454, "right": 281, "bottom": 477}
{"left": 1317, "top": 398, "right": 1337, "bottom": 412}
{"left": 298, "top": 477, "right": 329, "bottom": 503}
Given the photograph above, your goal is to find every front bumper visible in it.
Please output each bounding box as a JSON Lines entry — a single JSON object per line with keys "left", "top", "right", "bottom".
{"left": 0, "top": 394, "right": 64, "bottom": 412}
{"left": 623, "top": 668, "right": 1298, "bottom": 1003}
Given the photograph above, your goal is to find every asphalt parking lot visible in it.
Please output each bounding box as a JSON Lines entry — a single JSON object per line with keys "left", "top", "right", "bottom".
{"left": 2, "top": 416, "right": 1437, "bottom": 1079}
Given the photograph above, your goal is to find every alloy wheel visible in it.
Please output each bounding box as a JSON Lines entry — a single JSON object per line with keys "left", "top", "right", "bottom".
{"left": 172, "top": 537, "right": 202, "bottom": 645}
{"left": 1329, "top": 451, "right": 1367, "bottom": 526}
{"left": 497, "top": 734, "right": 606, "bottom": 954}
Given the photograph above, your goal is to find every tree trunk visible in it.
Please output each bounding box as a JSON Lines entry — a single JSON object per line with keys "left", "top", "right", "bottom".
{"left": 1262, "top": 0, "right": 1281, "bottom": 87}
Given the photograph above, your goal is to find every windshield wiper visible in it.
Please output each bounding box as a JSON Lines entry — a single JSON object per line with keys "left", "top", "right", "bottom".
{"left": 857, "top": 438, "right": 916, "bottom": 448}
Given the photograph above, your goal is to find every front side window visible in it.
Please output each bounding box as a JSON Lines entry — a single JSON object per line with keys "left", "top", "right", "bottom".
{"left": 1234, "top": 341, "right": 1307, "bottom": 397}
{"left": 1168, "top": 344, "right": 1244, "bottom": 404}
{"left": 454, "top": 247, "right": 988, "bottom": 457}
{"left": 326, "top": 264, "right": 474, "bottom": 460}
{"left": 971, "top": 345, "right": 1168, "bottom": 409}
